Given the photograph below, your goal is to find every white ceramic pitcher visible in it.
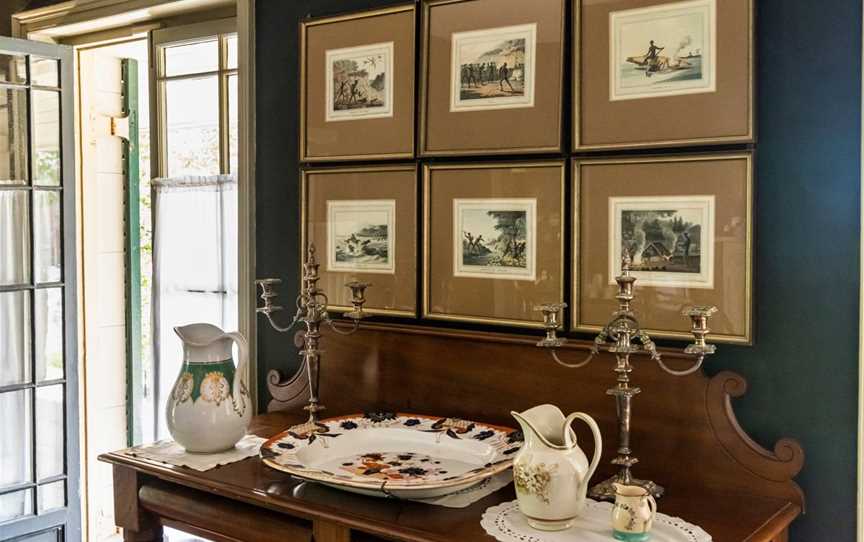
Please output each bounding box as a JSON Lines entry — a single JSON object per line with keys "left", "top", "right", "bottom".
{"left": 166, "top": 323, "right": 251, "bottom": 452}
{"left": 511, "top": 404, "right": 602, "bottom": 531}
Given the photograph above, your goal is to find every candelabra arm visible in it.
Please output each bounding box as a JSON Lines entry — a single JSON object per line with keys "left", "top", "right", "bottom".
{"left": 262, "top": 311, "right": 299, "bottom": 333}
{"left": 655, "top": 354, "right": 705, "bottom": 377}
{"left": 325, "top": 316, "right": 362, "bottom": 336}
{"left": 549, "top": 348, "right": 596, "bottom": 369}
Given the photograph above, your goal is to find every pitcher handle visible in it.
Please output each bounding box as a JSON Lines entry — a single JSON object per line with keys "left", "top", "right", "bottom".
{"left": 564, "top": 412, "right": 603, "bottom": 485}
{"left": 645, "top": 494, "right": 657, "bottom": 531}
{"left": 223, "top": 331, "right": 249, "bottom": 416}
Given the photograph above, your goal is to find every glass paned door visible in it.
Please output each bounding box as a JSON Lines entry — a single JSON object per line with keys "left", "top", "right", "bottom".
{"left": 0, "top": 38, "right": 79, "bottom": 542}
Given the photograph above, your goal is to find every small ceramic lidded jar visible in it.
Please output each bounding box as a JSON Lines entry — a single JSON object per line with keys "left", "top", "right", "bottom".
{"left": 611, "top": 483, "right": 657, "bottom": 541}
{"left": 166, "top": 323, "right": 251, "bottom": 453}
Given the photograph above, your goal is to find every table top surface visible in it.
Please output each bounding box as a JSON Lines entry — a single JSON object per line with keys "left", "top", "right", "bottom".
{"left": 99, "top": 412, "right": 801, "bottom": 542}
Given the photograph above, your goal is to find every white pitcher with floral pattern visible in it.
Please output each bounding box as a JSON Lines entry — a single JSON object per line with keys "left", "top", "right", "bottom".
{"left": 510, "top": 404, "right": 602, "bottom": 531}
{"left": 166, "top": 323, "right": 251, "bottom": 452}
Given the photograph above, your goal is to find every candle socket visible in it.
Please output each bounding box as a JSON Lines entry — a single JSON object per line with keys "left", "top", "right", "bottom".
{"left": 343, "top": 281, "right": 372, "bottom": 320}
{"left": 536, "top": 303, "right": 568, "bottom": 348}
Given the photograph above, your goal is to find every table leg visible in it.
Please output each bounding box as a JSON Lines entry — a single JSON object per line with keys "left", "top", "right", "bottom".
{"left": 313, "top": 519, "right": 350, "bottom": 542}
{"left": 113, "top": 465, "right": 164, "bottom": 542}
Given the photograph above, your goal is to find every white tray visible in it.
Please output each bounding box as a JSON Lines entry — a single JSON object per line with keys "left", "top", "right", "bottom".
{"left": 261, "top": 412, "right": 522, "bottom": 499}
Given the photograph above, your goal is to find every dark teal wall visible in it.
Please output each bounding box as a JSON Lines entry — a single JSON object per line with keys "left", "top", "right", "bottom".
{"left": 255, "top": 1, "right": 862, "bottom": 540}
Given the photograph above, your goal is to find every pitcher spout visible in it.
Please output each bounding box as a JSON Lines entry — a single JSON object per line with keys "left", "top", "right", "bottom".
{"left": 511, "top": 404, "right": 571, "bottom": 449}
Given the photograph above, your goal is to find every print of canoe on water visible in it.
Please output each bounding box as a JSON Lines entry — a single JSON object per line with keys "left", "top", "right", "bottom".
{"left": 625, "top": 54, "right": 694, "bottom": 74}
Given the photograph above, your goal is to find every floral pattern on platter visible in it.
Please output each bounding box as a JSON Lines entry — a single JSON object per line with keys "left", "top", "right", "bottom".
{"left": 261, "top": 413, "right": 522, "bottom": 491}
{"left": 513, "top": 462, "right": 557, "bottom": 504}
{"left": 340, "top": 452, "right": 450, "bottom": 481}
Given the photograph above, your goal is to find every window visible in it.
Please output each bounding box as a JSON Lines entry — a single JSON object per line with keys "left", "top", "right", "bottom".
{"left": 154, "top": 20, "right": 237, "bottom": 177}
{"left": 149, "top": 20, "right": 239, "bottom": 440}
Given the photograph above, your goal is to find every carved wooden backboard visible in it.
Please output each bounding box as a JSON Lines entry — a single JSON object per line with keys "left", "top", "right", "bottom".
{"left": 268, "top": 323, "right": 804, "bottom": 510}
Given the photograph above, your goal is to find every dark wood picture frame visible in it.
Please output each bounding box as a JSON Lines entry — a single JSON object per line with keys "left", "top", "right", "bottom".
{"left": 300, "top": 4, "right": 417, "bottom": 162}
{"left": 419, "top": 0, "right": 566, "bottom": 156}
{"left": 423, "top": 161, "right": 565, "bottom": 327}
{"left": 572, "top": 153, "right": 754, "bottom": 344}
{"left": 573, "top": 0, "right": 755, "bottom": 150}
{"left": 301, "top": 164, "right": 418, "bottom": 317}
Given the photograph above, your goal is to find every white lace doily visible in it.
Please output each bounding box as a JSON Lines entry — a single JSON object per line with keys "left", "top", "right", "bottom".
{"left": 413, "top": 471, "right": 512, "bottom": 508}
{"left": 481, "top": 499, "right": 712, "bottom": 542}
{"left": 120, "top": 435, "right": 265, "bottom": 471}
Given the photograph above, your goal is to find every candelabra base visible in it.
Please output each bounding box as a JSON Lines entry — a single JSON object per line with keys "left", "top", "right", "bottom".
{"left": 588, "top": 473, "right": 665, "bottom": 502}
{"left": 303, "top": 402, "right": 327, "bottom": 424}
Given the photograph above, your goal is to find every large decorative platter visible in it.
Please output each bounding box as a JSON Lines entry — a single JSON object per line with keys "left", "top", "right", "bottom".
{"left": 261, "top": 412, "right": 523, "bottom": 499}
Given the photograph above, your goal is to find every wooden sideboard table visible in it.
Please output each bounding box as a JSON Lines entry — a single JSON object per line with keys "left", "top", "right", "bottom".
{"left": 103, "top": 325, "right": 805, "bottom": 542}
{"left": 100, "top": 412, "right": 799, "bottom": 542}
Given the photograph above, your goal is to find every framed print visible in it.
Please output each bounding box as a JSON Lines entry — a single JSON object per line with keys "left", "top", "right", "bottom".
{"left": 420, "top": 0, "right": 565, "bottom": 156}
{"left": 449, "top": 23, "right": 537, "bottom": 112}
{"left": 573, "top": 153, "right": 753, "bottom": 344}
{"left": 424, "top": 162, "right": 564, "bottom": 327}
{"left": 301, "top": 5, "right": 415, "bottom": 161}
{"left": 302, "top": 165, "right": 417, "bottom": 316}
{"left": 325, "top": 42, "right": 394, "bottom": 122}
{"left": 453, "top": 198, "right": 537, "bottom": 281}
{"left": 574, "top": 0, "right": 753, "bottom": 150}
{"left": 326, "top": 199, "right": 396, "bottom": 274}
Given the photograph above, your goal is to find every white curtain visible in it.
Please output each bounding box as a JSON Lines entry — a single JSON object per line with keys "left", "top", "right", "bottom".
{"left": 0, "top": 190, "right": 32, "bottom": 521}
{"left": 152, "top": 175, "right": 237, "bottom": 439}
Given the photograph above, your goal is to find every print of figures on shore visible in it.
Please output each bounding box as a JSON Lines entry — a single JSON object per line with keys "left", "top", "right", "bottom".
{"left": 325, "top": 42, "right": 394, "bottom": 121}
{"left": 327, "top": 200, "right": 396, "bottom": 274}
{"left": 609, "top": 195, "right": 714, "bottom": 288}
{"left": 454, "top": 199, "right": 536, "bottom": 280}
{"left": 450, "top": 23, "right": 537, "bottom": 112}
{"left": 610, "top": 0, "right": 716, "bottom": 101}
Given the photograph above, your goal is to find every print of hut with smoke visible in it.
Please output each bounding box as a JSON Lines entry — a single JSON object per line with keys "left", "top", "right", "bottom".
{"left": 621, "top": 210, "right": 702, "bottom": 273}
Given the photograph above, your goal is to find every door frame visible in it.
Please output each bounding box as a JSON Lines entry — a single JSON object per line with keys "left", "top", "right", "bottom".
{"left": 11, "top": 0, "right": 258, "bottom": 410}
{"left": 0, "top": 36, "right": 81, "bottom": 542}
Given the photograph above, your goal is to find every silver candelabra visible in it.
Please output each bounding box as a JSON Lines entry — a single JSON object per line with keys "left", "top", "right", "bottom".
{"left": 255, "top": 244, "right": 371, "bottom": 424}
{"left": 536, "top": 256, "right": 717, "bottom": 501}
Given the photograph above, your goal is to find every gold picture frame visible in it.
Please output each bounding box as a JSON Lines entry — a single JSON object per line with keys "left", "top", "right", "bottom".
{"left": 300, "top": 4, "right": 416, "bottom": 162}
{"left": 301, "top": 164, "right": 418, "bottom": 317}
{"left": 572, "top": 153, "right": 753, "bottom": 344}
{"left": 573, "top": 0, "right": 755, "bottom": 150}
{"left": 419, "top": 0, "right": 566, "bottom": 157}
{"left": 423, "top": 161, "right": 566, "bottom": 327}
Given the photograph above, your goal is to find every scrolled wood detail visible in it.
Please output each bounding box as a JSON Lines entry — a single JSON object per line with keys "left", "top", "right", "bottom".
{"left": 707, "top": 371, "right": 805, "bottom": 508}
{"left": 266, "top": 331, "right": 311, "bottom": 411}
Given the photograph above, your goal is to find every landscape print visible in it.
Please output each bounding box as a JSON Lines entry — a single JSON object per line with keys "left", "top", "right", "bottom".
{"left": 454, "top": 199, "right": 536, "bottom": 280}
{"left": 325, "top": 42, "right": 394, "bottom": 121}
{"left": 610, "top": 196, "right": 714, "bottom": 288}
{"left": 450, "top": 23, "right": 536, "bottom": 112}
{"left": 610, "top": 0, "right": 715, "bottom": 101}
{"left": 327, "top": 200, "right": 396, "bottom": 274}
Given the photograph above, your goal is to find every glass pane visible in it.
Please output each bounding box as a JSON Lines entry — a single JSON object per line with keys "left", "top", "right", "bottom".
{"left": 37, "top": 480, "right": 65, "bottom": 513}
{"left": 35, "top": 288, "right": 63, "bottom": 382}
{"left": 0, "top": 389, "right": 33, "bottom": 488}
{"left": 0, "top": 291, "right": 31, "bottom": 386}
{"left": 34, "top": 190, "right": 62, "bottom": 283}
{"left": 225, "top": 35, "right": 238, "bottom": 69}
{"left": 165, "top": 76, "right": 219, "bottom": 176}
{"left": 0, "top": 489, "right": 34, "bottom": 523}
{"left": 0, "top": 190, "right": 30, "bottom": 285}
{"left": 0, "top": 54, "right": 27, "bottom": 84}
{"left": 228, "top": 74, "right": 238, "bottom": 174}
{"left": 31, "top": 57, "right": 59, "bottom": 88}
{"left": 36, "top": 384, "right": 64, "bottom": 480}
{"left": 164, "top": 39, "right": 218, "bottom": 76}
{"left": 0, "top": 88, "right": 28, "bottom": 185}
{"left": 17, "top": 528, "right": 61, "bottom": 542}
{"left": 32, "top": 90, "right": 61, "bottom": 186}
